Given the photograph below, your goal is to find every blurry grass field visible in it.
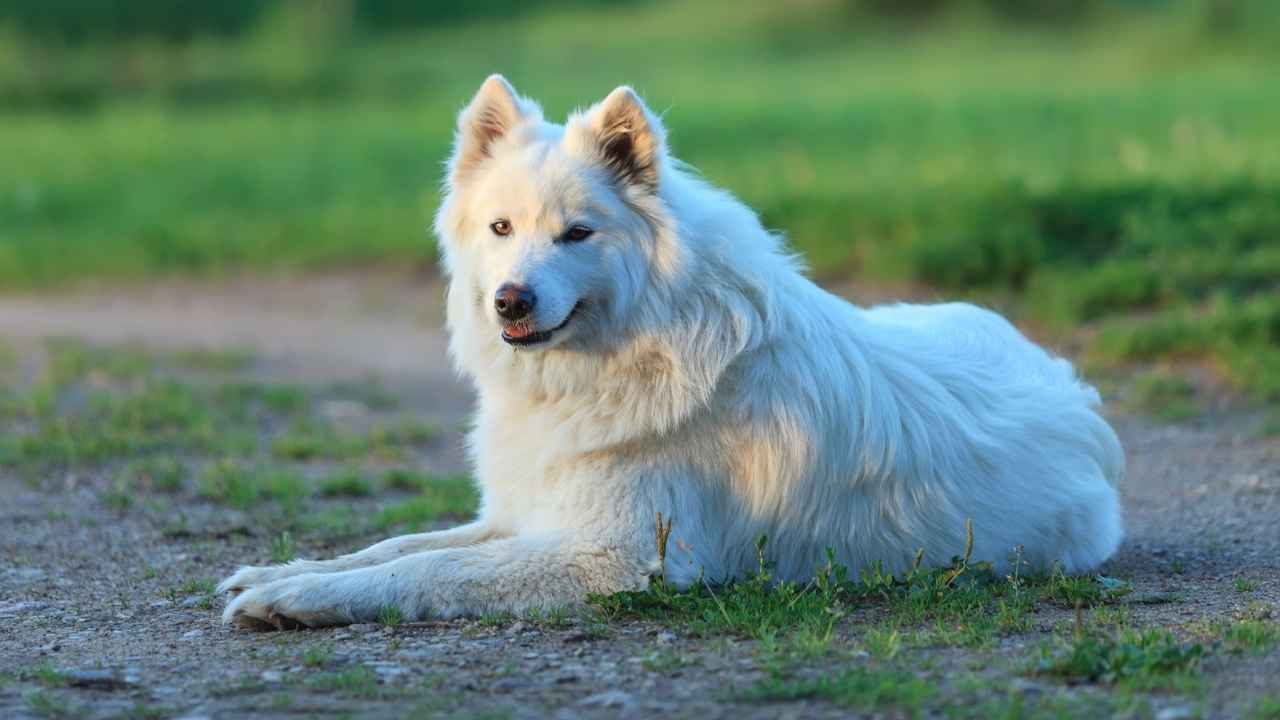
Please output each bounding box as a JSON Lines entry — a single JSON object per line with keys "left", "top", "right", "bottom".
{"left": 2, "top": 0, "right": 1278, "bottom": 397}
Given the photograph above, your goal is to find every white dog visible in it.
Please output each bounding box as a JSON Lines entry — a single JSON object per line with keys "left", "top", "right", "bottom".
{"left": 220, "top": 76, "right": 1123, "bottom": 629}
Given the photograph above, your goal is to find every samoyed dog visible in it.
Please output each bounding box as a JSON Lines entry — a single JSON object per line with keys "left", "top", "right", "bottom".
{"left": 220, "top": 76, "right": 1123, "bottom": 629}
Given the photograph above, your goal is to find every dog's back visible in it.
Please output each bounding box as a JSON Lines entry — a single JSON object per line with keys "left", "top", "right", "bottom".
{"left": 715, "top": 285, "right": 1125, "bottom": 581}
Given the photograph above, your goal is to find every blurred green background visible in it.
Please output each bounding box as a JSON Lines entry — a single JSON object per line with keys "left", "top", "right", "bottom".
{"left": 1, "top": 0, "right": 1277, "bottom": 397}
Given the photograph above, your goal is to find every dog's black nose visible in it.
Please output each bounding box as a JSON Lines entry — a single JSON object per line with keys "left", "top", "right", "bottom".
{"left": 494, "top": 283, "right": 536, "bottom": 321}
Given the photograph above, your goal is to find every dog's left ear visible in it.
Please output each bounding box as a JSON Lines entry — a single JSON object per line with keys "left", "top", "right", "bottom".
{"left": 582, "top": 87, "right": 665, "bottom": 192}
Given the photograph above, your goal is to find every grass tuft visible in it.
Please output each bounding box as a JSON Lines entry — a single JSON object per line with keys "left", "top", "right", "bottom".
{"left": 1129, "top": 371, "right": 1199, "bottom": 423}
{"left": 375, "top": 475, "right": 478, "bottom": 530}
{"left": 306, "top": 666, "right": 381, "bottom": 699}
{"left": 1222, "top": 619, "right": 1280, "bottom": 656}
{"left": 376, "top": 605, "right": 405, "bottom": 628}
{"left": 739, "top": 667, "right": 933, "bottom": 717}
{"left": 1032, "top": 629, "right": 1205, "bottom": 689}
{"left": 270, "top": 531, "right": 296, "bottom": 564}
{"left": 317, "top": 469, "right": 374, "bottom": 498}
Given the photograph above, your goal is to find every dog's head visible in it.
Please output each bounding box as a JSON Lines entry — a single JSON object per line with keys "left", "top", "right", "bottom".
{"left": 435, "top": 76, "right": 679, "bottom": 354}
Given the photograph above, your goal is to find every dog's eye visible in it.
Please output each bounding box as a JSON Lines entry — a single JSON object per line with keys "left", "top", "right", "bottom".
{"left": 489, "top": 219, "right": 512, "bottom": 236}
{"left": 562, "top": 225, "right": 594, "bottom": 243}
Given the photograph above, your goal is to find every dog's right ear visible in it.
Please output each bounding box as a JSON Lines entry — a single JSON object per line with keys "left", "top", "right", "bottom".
{"left": 449, "top": 75, "right": 539, "bottom": 185}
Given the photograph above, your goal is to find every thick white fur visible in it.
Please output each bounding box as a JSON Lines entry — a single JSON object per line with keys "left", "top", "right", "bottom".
{"left": 220, "top": 76, "right": 1123, "bottom": 629}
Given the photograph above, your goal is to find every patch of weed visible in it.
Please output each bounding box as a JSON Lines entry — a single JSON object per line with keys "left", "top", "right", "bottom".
{"left": 317, "top": 468, "right": 374, "bottom": 498}
{"left": 102, "top": 476, "right": 135, "bottom": 510}
{"left": 476, "top": 611, "right": 515, "bottom": 628}
{"left": 1261, "top": 411, "right": 1280, "bottom": 438}
{"left": 121, "top": 457, "right": 185, "bottom": 493}
{"left": 593, "top": 526, "right": 1128, "bottom": 655}
{"left": 24, "top": 690, "right": 76, "bottom": 719}
{"left": 1222, "top": 619, "right": 1279, "bottom": 655}
{"left": 592, "top": 537, "right": 848, "bottom": 644}
{"left": 171, "top": 347, "right": 254, "bottom": 373}
{"left": 214, "top": 382, "right": 310, "bottom": 416}
{"left": 1129, "top": 371, "right": 1199, "bottom": 422}
{"left": 271, "top": 422, "right": 358, "bottom": 461}
{"left": 1032, "top": 629, "right": 1205, "bottom": 689}
{"left": 375, "top": 475, "right": 477, "bottom": 530}
{"left": 738, "top": 667, "right": 933, "bottom": 717}
{"left": 301, "top": 644, "right": 335, "bottom": 668}
{"left": 273, "top": 418, "right": 432, "bottom": 463}
{"left": 21, "top": 662, "right": 67, "bottom": 687}
{"left": 165, "top": 577, "right": 218, "bottom": 608}
{"left": 296, "top": 506, "right": 361, "bottom": 536}
{"left": 522, "top": 606, "right": 573, "bottom": 629}
{"left": 198, "top": 458, "right": 261, "bottom": 509}
{"left": 862, "top": 625, "right": 904, "bottom": 661}
{"left": 1254, "top": 696, "right": 1280, "bottom": 720}
{"left": 383, "top": 468, "right": 431, "bottom": 492}
{"left": 306, "top": 666, "right": 380, "bottom": 698}
{"left": 270, "top": 531, "right": 296, "bottom": 564}
{"left": 376, "top": 605, "right": 405, "bottom": 628}
{"left": 261, "top": 467, "right": 309, "bottom": 513}
{"left": 1040, "top": 568, "right": 1132, "bottom": 608}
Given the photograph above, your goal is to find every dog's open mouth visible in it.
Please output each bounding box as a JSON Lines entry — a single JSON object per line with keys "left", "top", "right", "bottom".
{"left": 502, "top": 302, "right": 582, "bottom": 347}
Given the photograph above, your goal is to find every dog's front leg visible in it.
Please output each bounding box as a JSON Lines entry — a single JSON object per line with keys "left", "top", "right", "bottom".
{"left": 221, "top": 534, "right": 654, "bottom": 629}
{"left": 217, "top": 522, "right": 504, "bottom": 596}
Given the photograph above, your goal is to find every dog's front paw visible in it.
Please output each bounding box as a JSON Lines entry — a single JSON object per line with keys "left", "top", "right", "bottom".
{"left": 217, "top": 565, "right": 278, "bottom": 597}
{"left": 217, "top": 561, "right": 320, "bottom": 597}
{"left": 221, "top": 575, "right": 353, "bottom": 631}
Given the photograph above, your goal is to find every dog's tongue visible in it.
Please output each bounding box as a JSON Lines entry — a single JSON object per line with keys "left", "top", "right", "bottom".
{"left": 504, "top": 324, "right": 533, "bottom": 339}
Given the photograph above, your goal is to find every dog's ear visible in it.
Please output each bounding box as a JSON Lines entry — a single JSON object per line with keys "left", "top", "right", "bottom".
{"left": 450, "top": 74, "right": 538, "bottom": 184}
{"left": 583, "top": 86, "right": 664, "bottom": 192}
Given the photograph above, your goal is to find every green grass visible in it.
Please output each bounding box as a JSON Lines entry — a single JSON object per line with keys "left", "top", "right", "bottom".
{"left": 20, "top": 663, "right": 67, "bottom": 688}
{"left": 1032, "top": 629, "right": 1206, "bottom": 690}
{"left": 0, "top": 339, "right": 482, "bottom": 562}
{"left": 198, "top": 459, "right": 266, "bottom": 509}
{"left": 737, "top": 666, "right": 1138, "bottom": 718}
{"left": 590, "top": 538, "right": 849, "bottom": 644}
{"left": 0, "top": 342, "right": 305, "bottom": 475}
{"left": 119, "top": 457, "right": 186, "bottom": 493}
{"left": 301, "top": 644, "right": 335, "bottom": 669}
{"left": 24, "top": 690, "right": 76, "bottom": 719}
{"left": 374, "top": 475, "right": 478, "bottom": 530}
{"left": 271, "top": 419, "right": 432, "bottom": 462}
{"left": 739, "top": 667, "right": 934, "bottom": 717}
{"left": 1221, "top": 619, "right": 1280, "bottom": 655}
{"left": 0, "top": 340, "right": 443, "bottom": 516}
{"left": 261, "top": 468, "right": 309, "bottom": 514}
{"left": 305, "top": 666, "right": 381, "bottom": 699}
{"left": 2, "top": 1, "right": 1278, "bottom": 396}
{"left": 317, "top": 469, "right": 375, "bottom": 498}
{"left": 1254, "top": 696, "right": 1280, "bottom": 720}
{"left": 590, "top": 530, "right": 1131, "bottom": 654}
{"left": 376, "top": 605, "right": 405, "bottom": 628}
{"left": 1128, "top": 371, "right": 1200, "bottom": 423}
{"left": 270, "top": 530, "right": 296, "bottom": 564}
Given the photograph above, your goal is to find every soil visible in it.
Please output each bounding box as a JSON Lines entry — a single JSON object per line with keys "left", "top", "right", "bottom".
{"left": 1, "top": 271, "right": 1277, "bottom": 719}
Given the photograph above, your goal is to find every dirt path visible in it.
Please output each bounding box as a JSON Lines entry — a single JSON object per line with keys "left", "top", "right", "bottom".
{"left": 1, "top": 274, "right": 1277, "bottom": 719}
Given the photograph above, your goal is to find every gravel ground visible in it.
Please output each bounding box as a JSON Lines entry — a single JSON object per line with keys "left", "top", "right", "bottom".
{"left": 1, "top": 273, "right": 1277, "bottom": 719}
